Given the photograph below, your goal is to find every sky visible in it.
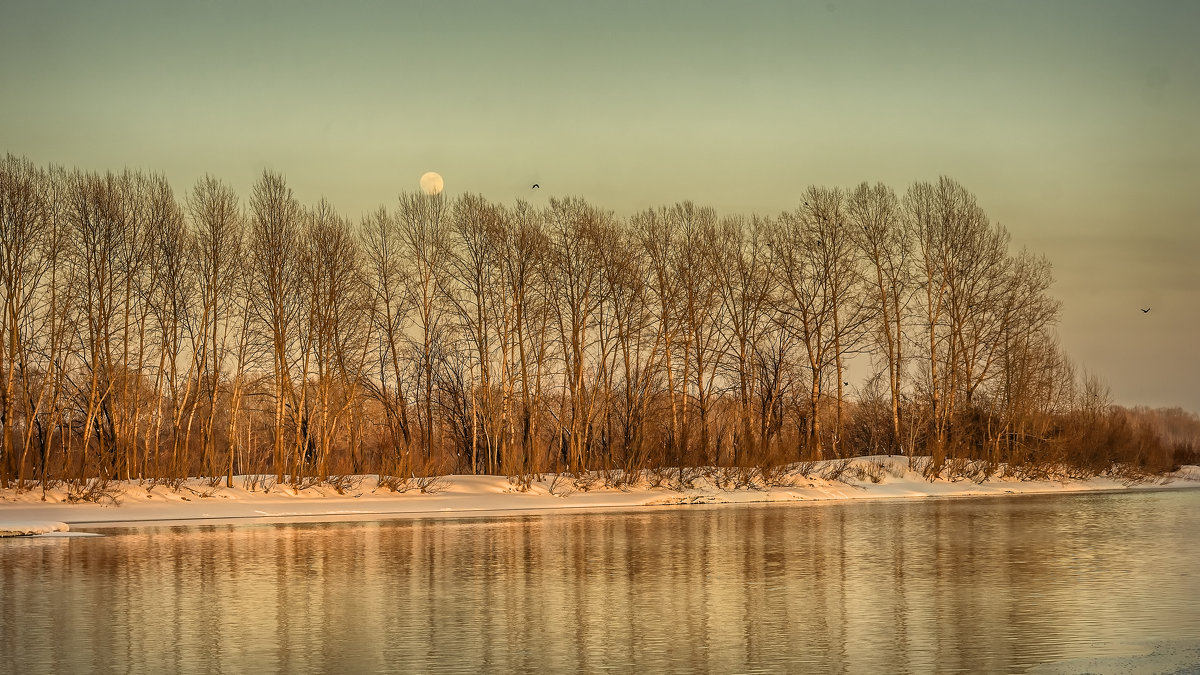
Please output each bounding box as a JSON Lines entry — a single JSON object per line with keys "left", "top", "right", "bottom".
{"left": 2, "top": 0, "right": 1198, "bottom": 412}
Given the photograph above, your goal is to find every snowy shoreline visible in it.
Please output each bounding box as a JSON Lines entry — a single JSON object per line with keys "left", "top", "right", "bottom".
{"left": 2, "top": 457, "right": 1198, "bottom": 532}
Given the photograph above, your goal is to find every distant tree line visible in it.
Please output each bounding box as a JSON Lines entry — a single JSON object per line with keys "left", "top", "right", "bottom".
{"left": 0, "top": 154, "right": 1190, "bottom": 490}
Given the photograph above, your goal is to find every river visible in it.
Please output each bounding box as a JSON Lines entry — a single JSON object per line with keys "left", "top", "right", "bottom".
{"left": 3, "top": 489, "right": 1198, "bottom": 673}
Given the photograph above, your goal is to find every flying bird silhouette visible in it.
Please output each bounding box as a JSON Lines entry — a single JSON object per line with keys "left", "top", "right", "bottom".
{"left": 532, "top": 183, "right": 540, "bottom": 189}
{"left": 1141, "top": 307, "right": 1150, "bottom": 313}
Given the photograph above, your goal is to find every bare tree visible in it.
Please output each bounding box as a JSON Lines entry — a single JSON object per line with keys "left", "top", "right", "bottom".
{"left": 300, "top": 199, "right": 369, "bottom": 480}
{"left": 247, "top": 170, "right": 303, "bottom": 482}
{"left": 771, "top": 187, "right": 864, "bottom": 458}
{"left": 671, "top": 202, "right": 724, "bottom": 465}
{"left": 397, "top": 191, "right": 451, "bottom": 464}
{"left": 589, "top": 213, "right": 627, "bottom": 473}
{"left": 545, "top": 197, "right": 609, "bottom": 472}
{"left": 991, "top": 249, "right": 1060, "bottom": 461}
{"left": 361, "top": 206, "right": 413, "bottom": 471}
{"left": 712, "top": 214, "right": 775, "bottom": 464}
{"left": 187, "top": 175, "right": 243, "bottom": 478}
{"left": 598, "top": 218, "right": 661, "bottom": 475}
{"left": 64, "top": 170, "right": 131, "bottom": 478}
{"left": 848, "top": 182, "right": 912, "bottom": 454}
{"left": 0, "top": 156, "right": 51, "bottom": 486}
{"left": 633, "top": 207, "right": 684, "bottom": 467}
{"left": 143, "top": 179, "right": 195, "bottom": 479}
{"left": 0, "top": 155, "right": 1148, "bottom": 484}
{"left": 907, "top": 176, "right": 1008, "bottom": 465}
{"left": 446, "top": 193, "right": 506, "bottom": 473}
{"left": 12, "top": 165, "right": 76, "bottom": 487}
{"left": 499, "top": 200, "right": 552, "bottom": 477}
{"left": 222, "top": 256, "right": 257, "bottom": 486}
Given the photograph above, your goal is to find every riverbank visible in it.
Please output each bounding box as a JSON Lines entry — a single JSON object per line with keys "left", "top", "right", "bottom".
{"left": 2, "top": 457, "right": 1198, "bottom": 532}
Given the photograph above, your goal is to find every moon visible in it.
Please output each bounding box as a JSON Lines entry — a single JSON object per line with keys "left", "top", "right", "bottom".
{"left": 419, "top": 171, "right": 444, "bottom": 195}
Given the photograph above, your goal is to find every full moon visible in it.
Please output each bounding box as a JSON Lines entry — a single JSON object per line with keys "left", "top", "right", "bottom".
{"left": 419, "top": 171, "right": 444, "bottom": 195}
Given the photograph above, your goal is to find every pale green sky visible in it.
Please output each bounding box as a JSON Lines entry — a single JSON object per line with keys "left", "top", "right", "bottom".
{"left": 2, "top": 0, "right": 1198, "bottom": 410}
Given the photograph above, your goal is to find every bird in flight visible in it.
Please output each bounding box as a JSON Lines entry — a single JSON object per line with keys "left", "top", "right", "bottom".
{"left": 532, "top": 183, "right": 540, "bottom": 189}
{"left": 1141, "top": 307, "right": 1150, "bottom": 313}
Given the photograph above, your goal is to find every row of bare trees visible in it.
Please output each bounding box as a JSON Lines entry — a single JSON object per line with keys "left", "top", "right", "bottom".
{"left": 0, "top": 154, "right": 1180, "bottom": 489}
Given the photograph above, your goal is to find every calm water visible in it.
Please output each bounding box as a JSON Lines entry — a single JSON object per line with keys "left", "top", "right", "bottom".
{"left": 3, "top": 490, "right": 1199, "bottom": 674}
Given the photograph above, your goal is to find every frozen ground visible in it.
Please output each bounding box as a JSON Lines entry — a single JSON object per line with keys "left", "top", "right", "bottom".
{"left": 2, "top": 457, "right": 1198, "bottom": 532}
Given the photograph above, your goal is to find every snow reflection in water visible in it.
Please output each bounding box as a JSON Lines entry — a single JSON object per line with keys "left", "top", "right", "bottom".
{"left": 3, "top": 489, "right": 1199, "bottom": 674}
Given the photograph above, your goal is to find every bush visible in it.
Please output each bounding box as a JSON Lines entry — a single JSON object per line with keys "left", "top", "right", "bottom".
{"left": 65, "top": 477, "right": 122, "bottom": 505}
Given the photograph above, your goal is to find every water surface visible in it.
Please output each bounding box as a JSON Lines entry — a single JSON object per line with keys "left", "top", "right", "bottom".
{"left": 3, "top": 490, "right": 1198, "bottom": 673}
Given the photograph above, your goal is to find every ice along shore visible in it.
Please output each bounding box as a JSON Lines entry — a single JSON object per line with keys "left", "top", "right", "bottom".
{"left": 2, "top": 456, "right": 1198, "bottom": 533}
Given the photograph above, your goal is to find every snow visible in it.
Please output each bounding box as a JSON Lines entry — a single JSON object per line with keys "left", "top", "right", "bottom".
{"left": 0, "top": 520, "right": 69, "bottom": 537}
{"left": 1, "top": 458, "right": 1197, "bottom": 530}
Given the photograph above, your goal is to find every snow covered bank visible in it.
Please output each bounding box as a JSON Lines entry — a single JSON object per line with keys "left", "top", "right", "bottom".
{"left": 1, "top": 457, "right": 1197, "bottom": 530}
{"left": 0, "top": 520, "right": 69, "bottom": 537}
